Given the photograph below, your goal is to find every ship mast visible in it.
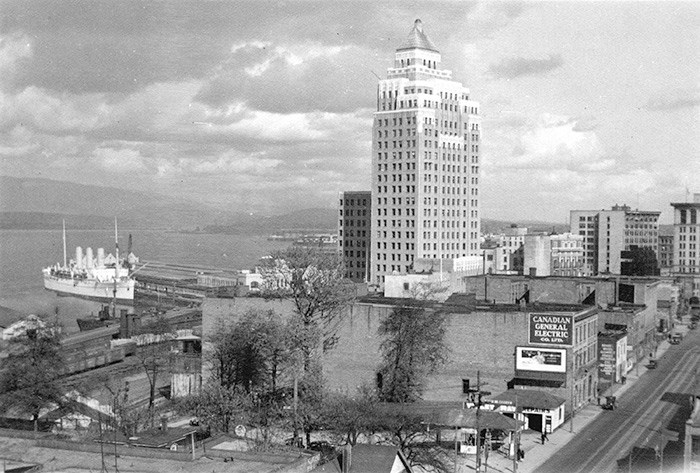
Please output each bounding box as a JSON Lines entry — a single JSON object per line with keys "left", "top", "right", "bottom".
{"left": 62, "top": 219, "right": 67, "bottom": 268}
{"left": 113, "top": 217, "right": 119, "bottom": 319}
{"left": 114, "top": 217, "right": 119, "bottom": 269}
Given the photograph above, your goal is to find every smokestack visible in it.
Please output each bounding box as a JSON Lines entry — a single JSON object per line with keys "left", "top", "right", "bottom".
{"left": 75, "top": 247, "right": 83, "bottom": 268}
{"left": 86, "top": 247, "right": 94, "bottom": 269}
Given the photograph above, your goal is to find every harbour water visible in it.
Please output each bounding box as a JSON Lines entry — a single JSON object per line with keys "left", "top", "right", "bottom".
{"left": 0, "top": 228, "right": 290, "bottom": 329}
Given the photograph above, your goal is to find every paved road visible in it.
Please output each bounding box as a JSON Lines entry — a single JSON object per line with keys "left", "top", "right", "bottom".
{"left": 538, "top": 328, "right": 700, "bottom": 473}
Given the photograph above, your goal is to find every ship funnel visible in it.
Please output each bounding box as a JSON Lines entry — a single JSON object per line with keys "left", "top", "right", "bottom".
{"left": 86, "top": 247, "right": 94, "bottom": 269}
{"left": 97, "top": 248, "right": 105, "bottom": 267}
{"left": 75, "top": 246, "right": 83, "bottom": 268}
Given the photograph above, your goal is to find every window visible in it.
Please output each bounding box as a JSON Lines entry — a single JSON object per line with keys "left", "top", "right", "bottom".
{"left": 462, "top": 379, "right": 470, "bottom": 394}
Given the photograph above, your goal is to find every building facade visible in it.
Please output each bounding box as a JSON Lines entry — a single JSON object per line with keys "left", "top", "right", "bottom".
{"left": 658, "top": 233, "right": 674, "bottom": 274}
{"left": 370, "top": 19, "right": 481, "bottom": 286}
{"left": 338, "top": 191, "right": 372, "bottom": 282}
{"left": 570, "top": 205, "right": 660, "bottom": 275}
{"left": 524, "top": 233, "right": 587, "bottom": 277}
{"left": 671, "top": 193, "right": 700, "bottom": 303}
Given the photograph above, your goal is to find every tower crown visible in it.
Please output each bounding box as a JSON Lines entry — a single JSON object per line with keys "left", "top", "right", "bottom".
{"left": 398, "top": 19, "right": 439, "bottom": 53}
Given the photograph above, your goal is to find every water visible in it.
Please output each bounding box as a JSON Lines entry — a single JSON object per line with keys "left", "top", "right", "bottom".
{"left": 0, "top": 228, "right": 290, "bottom": 329}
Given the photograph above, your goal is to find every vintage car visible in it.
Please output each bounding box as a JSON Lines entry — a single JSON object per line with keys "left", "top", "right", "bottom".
{"left": 602, "top": 396, "right": 617, "bottom": 410}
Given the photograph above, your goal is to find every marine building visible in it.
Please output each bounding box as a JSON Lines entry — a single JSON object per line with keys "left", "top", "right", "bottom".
{"left": 370, "top": 19, "right": 482, "bottom": 287}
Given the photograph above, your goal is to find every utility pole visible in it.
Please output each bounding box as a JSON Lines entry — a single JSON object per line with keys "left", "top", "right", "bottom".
{"left": 570, "top": 378, "right": 575, "bottom": 433}
{"left": 293, "top": 372, "right": 299, "bottom": 445}
{"left": 512, "top": 394, "right": 519, "bottom": 473}
{"left": 476, "top": 370, "right": 481, "bottom": 473}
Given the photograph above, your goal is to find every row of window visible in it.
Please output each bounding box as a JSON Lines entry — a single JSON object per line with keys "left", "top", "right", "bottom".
{"left": 339, "top": 219, "right": 368, "bottom": 228}
{"left": 680, "top": 209, "right": 698, "bottom": 225}
{"left": 375, "top": 208, "right": 417, "bottom": 216}
{"left": 339, "top": 209, "right": 368, "bottom": 216}
{"left": 339, "top": 232, "right": 367, "bottom": 241}
{"left": 377, "top": 174, "right": 417, "bottom": 182}
{"left": 376, "top": 241, "right": 416, "bottom": 250}
{"left": 376, "top": 231, "right": 415, "bottom": 240}
{"left": 376, "top": 185, "right": 416, "bottom": 194}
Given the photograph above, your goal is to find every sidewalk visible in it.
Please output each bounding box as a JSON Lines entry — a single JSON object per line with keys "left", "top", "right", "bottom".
{"left": 468, "top": 317, "right": 690, "bottom": 473}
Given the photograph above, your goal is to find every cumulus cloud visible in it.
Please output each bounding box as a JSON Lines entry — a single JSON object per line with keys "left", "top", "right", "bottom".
{"left": 488, "top": 54, "right": 563, "bottom": 79}
{"left": 502, "top": 114, "right": 605, "bottom": 171}
{"left": 644, "top": 88, "right": 700, "bottom": 111}
{"left": 195, "top": 41, "right": 373, "bottom": 114}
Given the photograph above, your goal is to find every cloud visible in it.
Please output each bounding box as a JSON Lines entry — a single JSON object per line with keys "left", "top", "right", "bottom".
{"left": 0, "top": 33, "right": 32, "bottom": 76}
{"left": 195, "top": 41, "right": 374, "bottom": 114}
{"left": 92, "top": 147, "right": 147, "bottom": 172}
{"left": 488, "top": 54, "right": 563, "bottom": 79}
{"left": 496, "top": 113, "right": 605, "bottom": 171}
{"left": 644, "top": 88, "right": 700, "bottom": 111}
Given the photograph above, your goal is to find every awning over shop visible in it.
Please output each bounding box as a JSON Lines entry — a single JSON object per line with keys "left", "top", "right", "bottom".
{"left": 485, "top": 389, "right": 566, "bottom": 410}
{"left": 426, "top": 408, "right": 522, "bottom": 431}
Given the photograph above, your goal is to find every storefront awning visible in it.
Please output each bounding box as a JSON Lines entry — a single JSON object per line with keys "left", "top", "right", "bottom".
{"left": 426, "top": 408, "right": 522, "bottom": 431}
{"left": 485, "top": 389, "right": 566, "bottom": 411}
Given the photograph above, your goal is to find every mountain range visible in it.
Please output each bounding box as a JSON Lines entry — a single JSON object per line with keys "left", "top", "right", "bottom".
{"left": 1, "top": 175, "right": 571, "bottom": 234}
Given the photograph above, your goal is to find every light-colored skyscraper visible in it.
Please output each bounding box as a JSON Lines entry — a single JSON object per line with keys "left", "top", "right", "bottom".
{"left": 370, "top": 20, "right": 482, "bottom": 286}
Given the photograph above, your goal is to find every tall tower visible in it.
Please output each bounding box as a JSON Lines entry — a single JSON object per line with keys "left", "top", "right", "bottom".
{"left": 370, "top": 19, "right": 482, "bottom": 286}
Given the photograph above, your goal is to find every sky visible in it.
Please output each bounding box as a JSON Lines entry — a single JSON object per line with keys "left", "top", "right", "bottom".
{"left": 1, "top": 1, "right": 698, "bottom": 224}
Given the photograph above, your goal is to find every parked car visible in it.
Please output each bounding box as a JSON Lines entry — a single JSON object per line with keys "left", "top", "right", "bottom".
{"left": 285, "top": 437, "right": 304, "bottom": 448}
{"left": 647, "top": 359, "right": 658, "bottom": 369}
{"left": 602, "top": 396, "right": 617, "bottom": 410}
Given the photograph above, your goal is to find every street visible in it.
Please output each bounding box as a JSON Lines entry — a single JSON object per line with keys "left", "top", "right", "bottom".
{"left": 538, "top": 327, "right": 700, "bottom": 473}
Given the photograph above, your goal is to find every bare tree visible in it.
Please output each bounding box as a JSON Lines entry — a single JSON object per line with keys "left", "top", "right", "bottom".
{"left": 133, "top": 314, "right": 173, "bottom": 425}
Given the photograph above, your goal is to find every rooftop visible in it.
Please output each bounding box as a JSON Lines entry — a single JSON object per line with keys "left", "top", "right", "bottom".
{"left": 397, "top": 19, "right": 439, "bottom": 53}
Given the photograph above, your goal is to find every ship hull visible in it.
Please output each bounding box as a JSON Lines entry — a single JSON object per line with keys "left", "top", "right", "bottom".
{"left": 43, "top": 274, "right": 135, "bottom": 303}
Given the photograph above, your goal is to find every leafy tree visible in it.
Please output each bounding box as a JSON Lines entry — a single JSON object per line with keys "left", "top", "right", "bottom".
{"left": 321, "top": 385, "right": 383, "bottom": 446}
{"left": 377, "top": 304, "right": 449, "bottom": 403}
{"left": 0, "top": 318, "right": 66, "bottom": 431}
{"left": 176, "top": 383, "right": 251, "bottom": 434}
{"left": 209, "top": 309, "right": 296, "bottom": 392}
{"left": 621, "top": 245, "right": 660, "bottom": 276}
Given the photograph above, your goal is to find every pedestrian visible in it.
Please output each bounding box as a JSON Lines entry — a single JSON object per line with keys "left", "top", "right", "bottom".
{"left": 518, "top": 447, "right": 525, "bottom": 461}
{"left": 541, "top": 432, "right": 545, "bottom": 444}
{"left": 543, "top": 431, "right": 549, "bottom": 442}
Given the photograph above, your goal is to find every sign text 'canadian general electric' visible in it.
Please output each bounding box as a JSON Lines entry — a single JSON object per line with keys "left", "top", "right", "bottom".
{"left": 528, "top": 313, "right": 573, "bottom": 346}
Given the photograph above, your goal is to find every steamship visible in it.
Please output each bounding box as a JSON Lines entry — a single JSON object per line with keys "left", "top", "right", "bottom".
{"left": 42, "top": 220, "right": 137, "bottom": 303}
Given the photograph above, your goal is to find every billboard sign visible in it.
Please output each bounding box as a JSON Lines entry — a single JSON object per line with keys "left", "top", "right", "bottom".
{"left": 598, "top": 340, "right": 615, "bottom": 381}
{"left": 528, "top": 313, "right": 574, "bottom": 346}
{"left": 515, "top": 347, "right": 567, "bottom": 373}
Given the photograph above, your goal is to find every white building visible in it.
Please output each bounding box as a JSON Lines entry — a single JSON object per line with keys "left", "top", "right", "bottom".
{"left": 570, "top": 205, "right": 660, "bottom": 275}
{"left": 371, "top": 19, "right": 482, "bottom": 287}
{"left": 671, "top": 193, "right": 700, "bottom": 300}
{"left": 524, "top": 232, "right": 588, "bottom": 277}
